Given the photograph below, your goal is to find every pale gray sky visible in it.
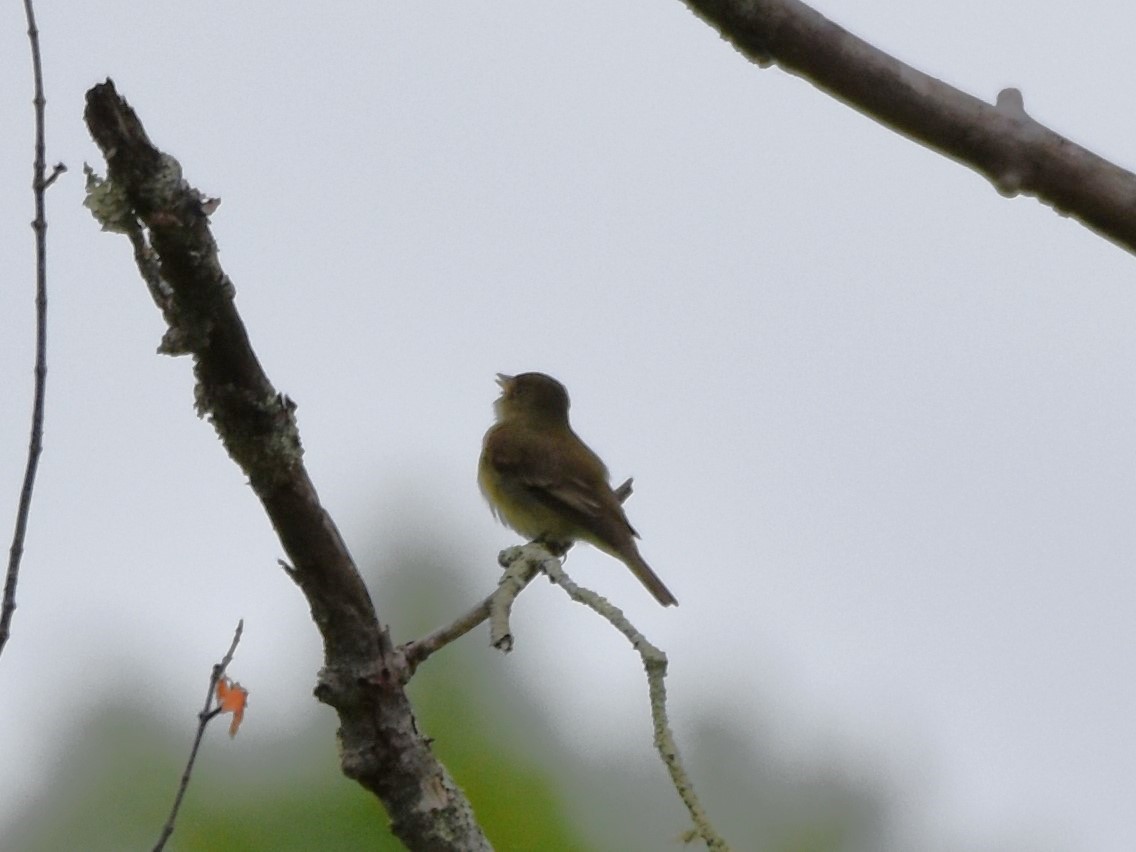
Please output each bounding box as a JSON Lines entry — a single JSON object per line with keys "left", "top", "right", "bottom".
{"left": 2, "top": 2, "right": 1134, "bottom": 850}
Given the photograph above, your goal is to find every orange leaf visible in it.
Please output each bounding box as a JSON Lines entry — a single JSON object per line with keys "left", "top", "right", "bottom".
{"left": 215, "top": 676, "right": 249, "bottom": 737}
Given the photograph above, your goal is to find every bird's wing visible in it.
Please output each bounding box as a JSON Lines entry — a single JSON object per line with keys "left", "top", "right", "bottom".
{"left": 484, "top": 427, "right": 635, "bottom": 538}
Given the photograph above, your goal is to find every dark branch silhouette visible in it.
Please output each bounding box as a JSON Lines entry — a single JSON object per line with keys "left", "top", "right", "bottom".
{"left": 683, "top": 0, "right": 1136, "bottom": 254}
{"left": 2, "top": 0, "right": 63, "bottom": 658}
{"left": 153, "top": 620, "right": 244, "bottom": 852}
{"left": 83, "top": 80, "right": 489, "bottom": 850}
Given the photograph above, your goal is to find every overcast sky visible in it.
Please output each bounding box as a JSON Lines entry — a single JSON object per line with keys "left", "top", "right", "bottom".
{"left": 1, "top": 2, "right": 1134, "bottom": 850}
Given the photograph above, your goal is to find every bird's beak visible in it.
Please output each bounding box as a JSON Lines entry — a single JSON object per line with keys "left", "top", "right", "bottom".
{"left": 495, "top": 373, "right": 514, "bottom": 392}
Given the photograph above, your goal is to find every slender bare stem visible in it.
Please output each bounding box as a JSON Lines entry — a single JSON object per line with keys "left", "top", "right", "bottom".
{"left": 3, "top": 0, "right": 62, "bottom": 658}
{"left": 400, "top": 479, "right": 636, "bottom": 672}
{"left": 152, "top": 620, "right": 244, "bottom": 852}
{"left": 540, "top": 558, "right": 729, "bottom": 850}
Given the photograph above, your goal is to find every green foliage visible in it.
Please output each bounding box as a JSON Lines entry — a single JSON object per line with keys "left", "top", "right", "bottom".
{"left": 409, "top": 652, "right": 589, "bottom": 852}
{"left": 6, "top": 660, "right": 587, "bottom": 852}
{"left": 6, "top": 544, "right": 911, "bottom": 851}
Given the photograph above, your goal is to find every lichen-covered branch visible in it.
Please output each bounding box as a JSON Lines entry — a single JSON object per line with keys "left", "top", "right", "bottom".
{"left": 82, "top": 79, "right": 489, "bottom": 851}
{"left": 401, "top": 479, "right": 637, "bottom": 672}
{"left": 398, "top": 550, "right": 540, "bottom": 679}
{"left": 682, "top": 0, "right": 1136, "bottom": 254}
{"left": 508, "top": 544, "right": 731, "bottom": 850}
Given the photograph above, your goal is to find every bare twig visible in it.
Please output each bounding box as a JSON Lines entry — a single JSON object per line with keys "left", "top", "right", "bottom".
{"left": 539, "top": 556, "right": 730, "bottom": 851}
{"left": 2, "top": 0, "right": 58, "bottom": 658}
{"left": 427, "top": 537, "right": 727, "bottom": 847}
{"left": 399, "top": 555, "right": 539, "bottom": 677}
{"left": 152, "top": 620, "right": 244, "bottom": 852}
{"left": 42, "top": 162, "right": 66, "bottom": 189}
{"left": 682, "top": 0, "right": 1136, "bottom": 254}
{"left": 486, "top": 547, "right": 541, "bottom": 652}
{"left": 400, "top": 479, "right": 636, "bottom": 672}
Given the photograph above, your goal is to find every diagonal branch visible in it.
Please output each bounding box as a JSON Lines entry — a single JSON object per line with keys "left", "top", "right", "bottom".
{"left": 682, "top": 0, "right": 1136, "bottom": 254}
{"left": 82, "top": 79, "right": 489, "bottom": 851}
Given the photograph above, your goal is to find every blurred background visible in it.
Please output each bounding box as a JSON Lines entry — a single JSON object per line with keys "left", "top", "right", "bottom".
{"left": 1, "top": 2, "right": 1134, "bottom": 850}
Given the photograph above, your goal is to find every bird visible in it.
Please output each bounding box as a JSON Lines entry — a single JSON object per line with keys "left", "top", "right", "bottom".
{"left": 478, "top": 372, "right": 678, "bottom": 607}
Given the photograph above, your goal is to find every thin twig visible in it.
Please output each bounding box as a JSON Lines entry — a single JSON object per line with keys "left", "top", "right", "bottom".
{"left": 2, "top": 0, "right": 56, "bottom": 658}
{"left": 398, "top": 548, "right": 540, "bottom": 678}
{"left": 152, "top": 619, "right": 244, "bottom": 852}
{"left": 399, "top": 479, "right": 636, "bottom": 673}
{"left": 540, "top": 554, "right": 730, "bottom": 851}
{"left": 486, "top": 547, "right": 542, "bottom": 652}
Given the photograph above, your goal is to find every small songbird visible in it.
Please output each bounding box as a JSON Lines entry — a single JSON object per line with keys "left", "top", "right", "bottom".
{"left": 478, "top": 372, "right": 678, "bottom": 607}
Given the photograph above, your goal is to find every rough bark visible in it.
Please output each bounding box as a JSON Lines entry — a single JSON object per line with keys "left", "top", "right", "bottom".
{"left": 84, "top": 79, "right": 491, "bottom": 852}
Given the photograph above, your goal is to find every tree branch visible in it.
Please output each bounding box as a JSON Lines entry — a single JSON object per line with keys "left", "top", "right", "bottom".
{"left": 399, "top": 554, "right": 540, "bottom": 678}
{"left": 682, "top": 0, "right": 1136, "bottom": 254}
{"left": 2, "top": 0, "right": 60, "bottom": 658}
{"left": 82, "top": 79, "right": 489, "bottom": 851}
{"left": 400, "top": 479, "right": 637, "bottom": 672}
{"left": 498, "top": 544, "right": 730, "bottom": 850}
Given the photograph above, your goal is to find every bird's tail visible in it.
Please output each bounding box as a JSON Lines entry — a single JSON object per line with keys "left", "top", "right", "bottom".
{"left": 624, "top": 549, "right": 679, "bottom": 607}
